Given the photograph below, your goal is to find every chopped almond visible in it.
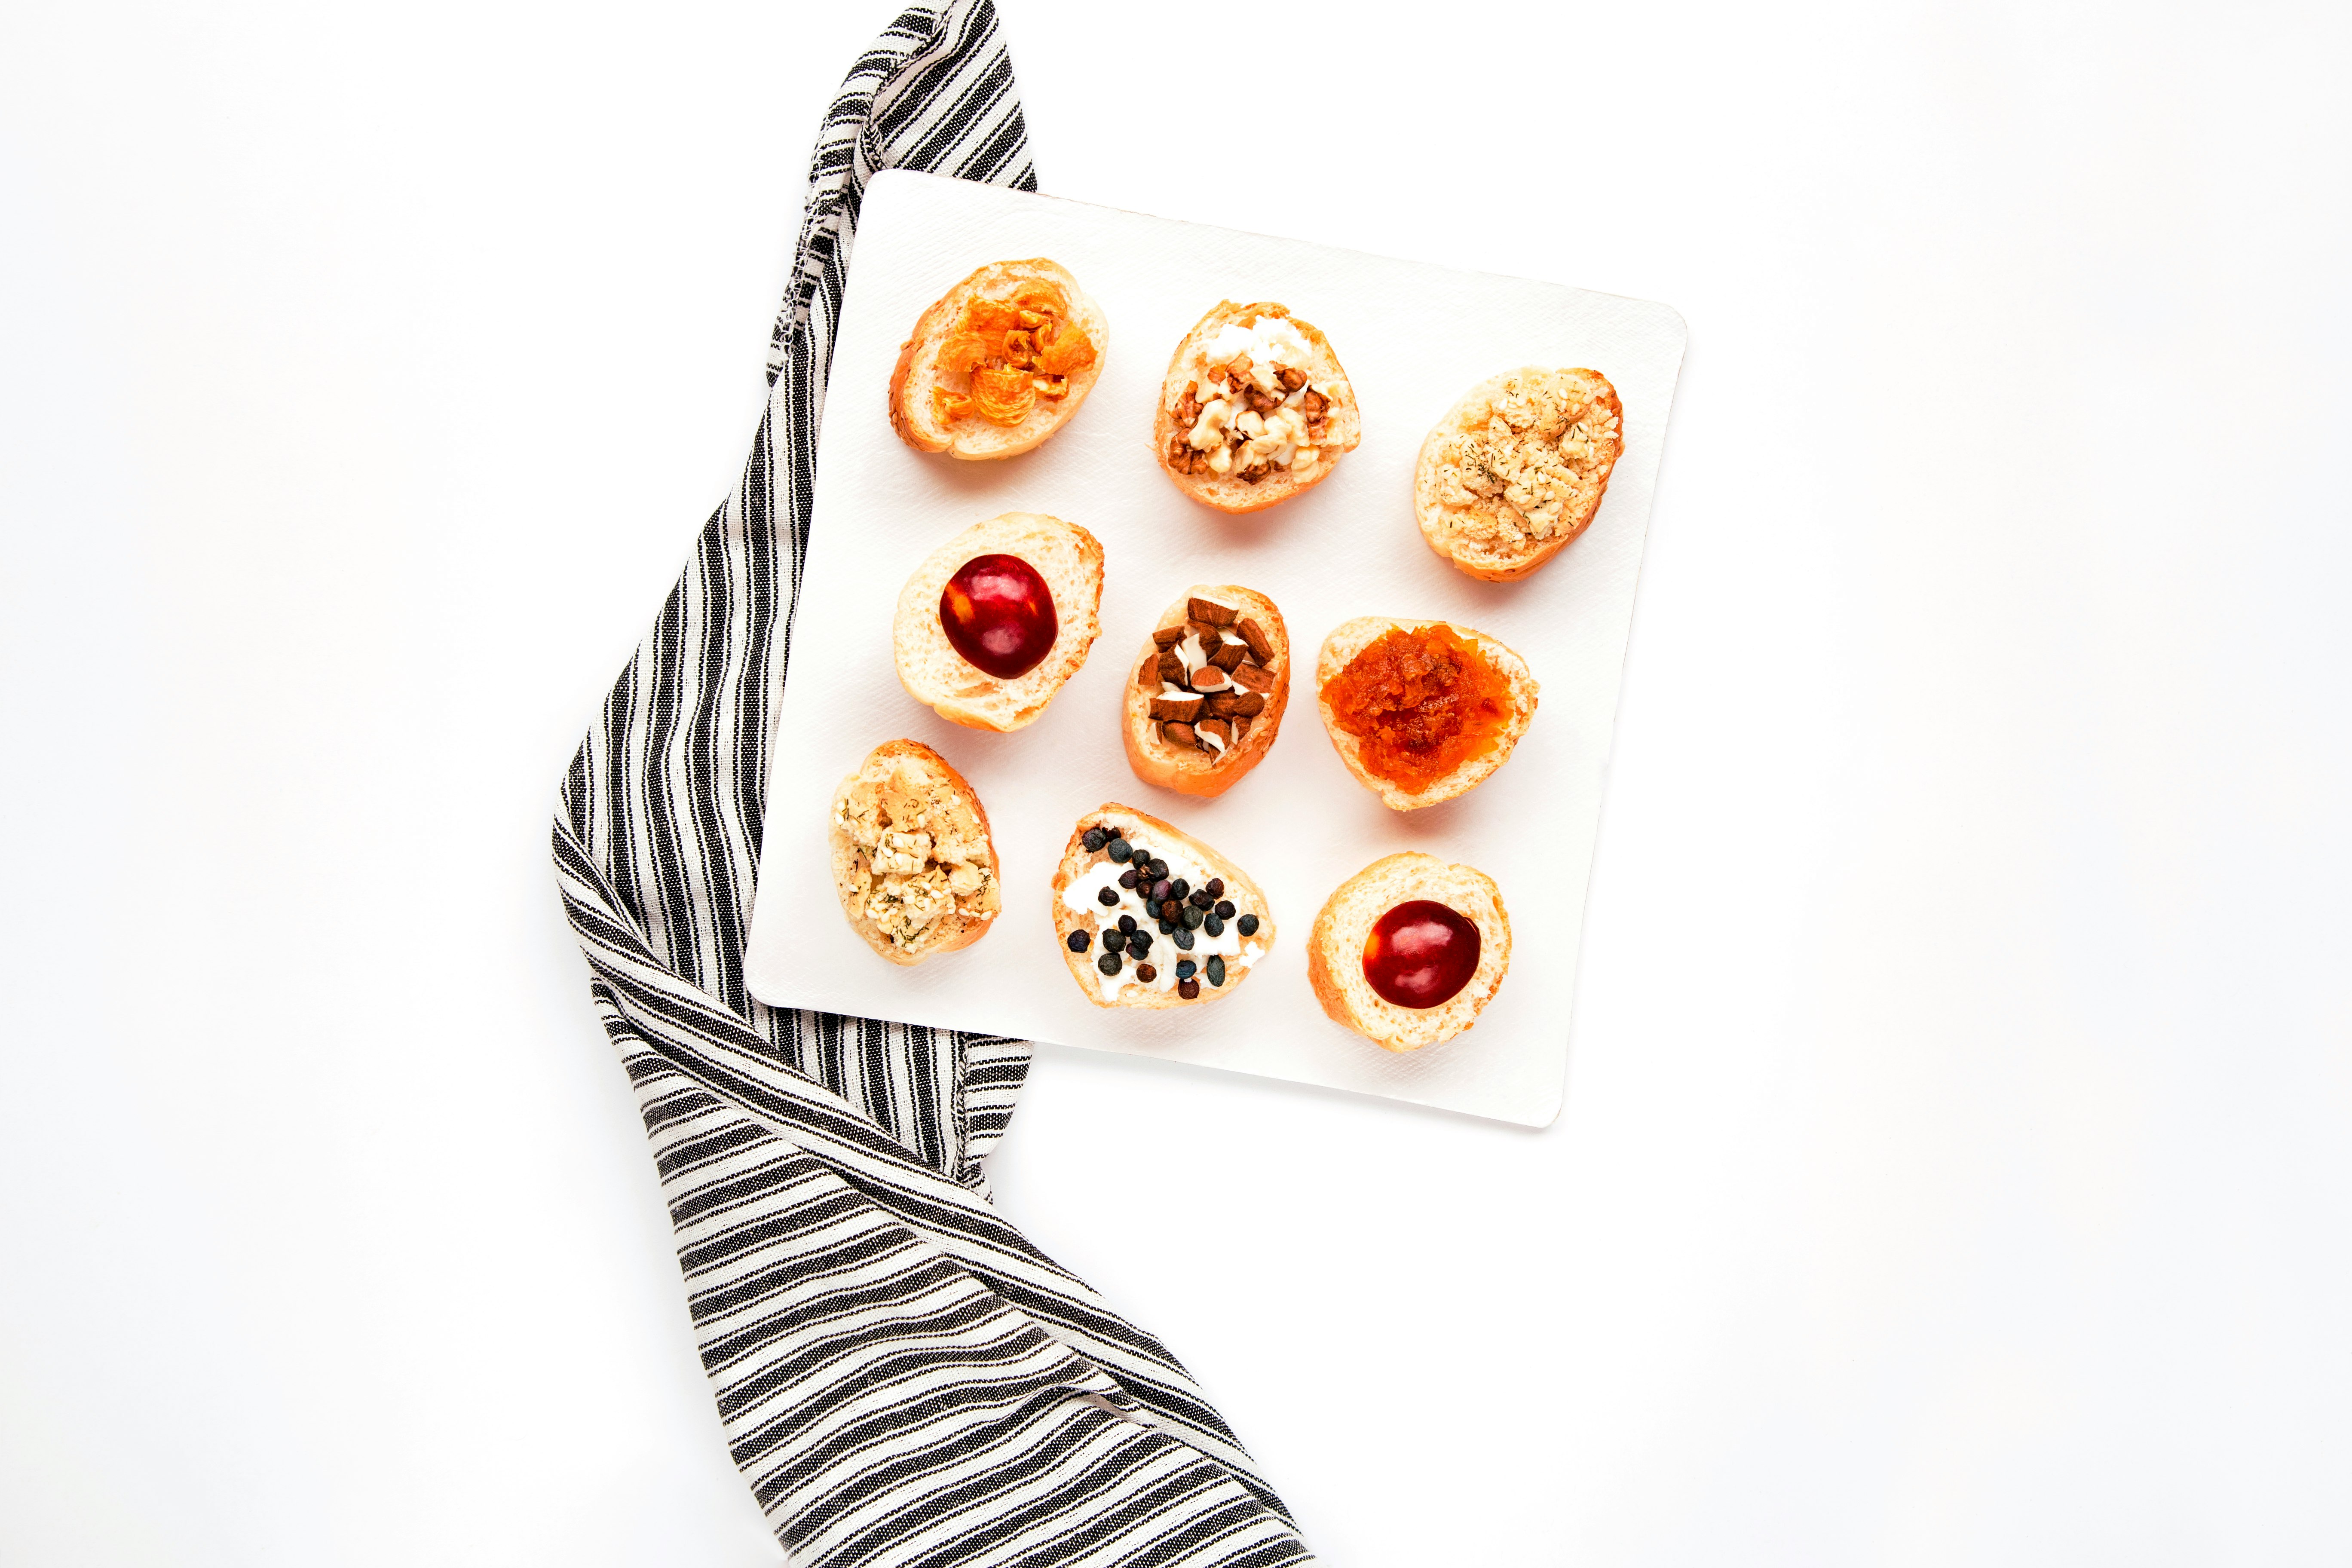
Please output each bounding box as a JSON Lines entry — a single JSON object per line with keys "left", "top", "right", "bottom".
{"left": 1188, "top": 597, "right": 1239, "bottom": 627}
{"left": 1235, "top": 617, "right": 1275, "bottom": 663}
{"left": 1149, "top": 693, "right": 1205, "bottom": 723}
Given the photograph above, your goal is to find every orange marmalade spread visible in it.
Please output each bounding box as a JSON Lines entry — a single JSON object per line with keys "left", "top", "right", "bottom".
{"left": 1324, "top": 625, "right": 1513, "bottom": 793}
{"left": 931, "top": 282, "right": 1097, "bottom": 428}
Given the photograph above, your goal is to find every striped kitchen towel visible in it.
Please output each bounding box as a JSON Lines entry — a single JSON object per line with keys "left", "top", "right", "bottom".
{"left": 550, "top": 4, "right": 1315, "bottom": 1563}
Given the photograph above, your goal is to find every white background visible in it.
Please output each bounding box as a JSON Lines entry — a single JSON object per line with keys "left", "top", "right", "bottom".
{"left": 3, "top": 1, "right": 2347, "bottom": 1563}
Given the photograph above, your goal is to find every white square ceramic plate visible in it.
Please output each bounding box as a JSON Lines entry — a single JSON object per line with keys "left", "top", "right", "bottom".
{"left": 744, "top": 171, "right": 1684, "bottom": 1126}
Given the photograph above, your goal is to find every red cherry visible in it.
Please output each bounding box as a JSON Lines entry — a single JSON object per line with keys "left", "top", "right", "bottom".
{"left": 939, "top": 553, "right": 1057, "bottom": 679}
{"left": 1363, "top": 899, "right": 1481, "bottom": 1009}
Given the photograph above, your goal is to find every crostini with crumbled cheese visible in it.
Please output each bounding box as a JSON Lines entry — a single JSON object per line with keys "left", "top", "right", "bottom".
{"left": 1414, "top": 366, "right": 1623, "bottom": 580}
{"left": 828, "top": 739, "right": 1000, "bottom": 965}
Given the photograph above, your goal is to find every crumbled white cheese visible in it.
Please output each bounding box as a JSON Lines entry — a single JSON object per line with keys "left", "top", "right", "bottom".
{"left": 1429, "top": 369, "right": 1622, "bottom": 553}
{"left": 834, "top": 765, "right": 997, "bottom": 954}
{"left": 870, "top": 829, "right": 933, "bottom": 877}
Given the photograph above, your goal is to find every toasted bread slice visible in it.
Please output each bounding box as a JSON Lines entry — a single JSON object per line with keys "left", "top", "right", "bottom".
{"left": 888, "top": 258, "right": 1107, "bottom": 460}
{"left": 1153, "top": 302, "right": 1360, "bottom": 514}
{"left": 828, "top": 740, "right": 1001, "bottom": 965}
{"left": 1120, "top": 584, "right": 1291, "bottom": 799}
{"left": 1314, "top": 617, "right": 1538, "bottom": 810}
{"left": 894, "top": 511, "right": 1104, "bottom": 733}
{"left": 1414, "top": 367, "right": 1623, "bottom": 581}
{"left": 1050, "top": 804, "right": 1275, "bottom": 1009}
{"left": 1308, "top": 852, "right": 1509, "bottom": 1051}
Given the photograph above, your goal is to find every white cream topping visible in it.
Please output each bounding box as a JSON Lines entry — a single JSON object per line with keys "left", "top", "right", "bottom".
{"left": 1203, "top": 315, "right": 1314, "bottom": 378}
{"left": 1059, "top": 822, "right": 1265, "bottom": 1001}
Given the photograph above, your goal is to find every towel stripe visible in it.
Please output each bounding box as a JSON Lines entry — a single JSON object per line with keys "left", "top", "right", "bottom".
{"left": 552, "top": 4, "right": 1313, "bottom": 1562}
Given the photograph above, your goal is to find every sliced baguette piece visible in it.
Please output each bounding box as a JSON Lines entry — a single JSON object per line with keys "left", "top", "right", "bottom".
{"left": 1121, "top": 583, "right": 1291, "bottom": 799}
{"left": 888, "top": 258, "right": 1108, "bottom": 460}
{"left": 828, "top": 739, "right": 1001, "bottom": 965}
{"left": 1050, "top": 804, "right": 1275, "bottom": 1010}
{"left": 894, "top": 512, "right": 1105, "bottom": 733}
{"left": 1414, "top": 367, "right": 1623, "bottom": 581}
{"left": 1152, "top": 301, "right": 1360, "bottom": 514}
{"left": 1314, "top": 617, "right": 1538, "bottom": 810}
{"left": 1308, "top": 852, "right": 1510, "bottom": 1051}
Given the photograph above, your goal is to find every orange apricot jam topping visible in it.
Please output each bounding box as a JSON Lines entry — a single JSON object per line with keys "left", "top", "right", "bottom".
{"left": 1324, "top": 625, "right": 1514, "bottom": 793}
{"left": 930, "top": 283, "right": 1097, "bottom": 428}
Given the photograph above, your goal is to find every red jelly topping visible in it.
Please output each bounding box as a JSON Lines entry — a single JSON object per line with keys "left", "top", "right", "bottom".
{"left": 1362, "top": 899, "right": 1480, "bottom": 1009}
{"left": 940, "top": 553, "right": 1057, "bottom": 679}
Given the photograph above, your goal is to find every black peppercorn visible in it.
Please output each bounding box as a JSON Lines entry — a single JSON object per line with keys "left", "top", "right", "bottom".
{"left": 1129, "top": 933, "right": 1152, "bottom": 957}
{"left": 1214, "top": 900, "right": 1236, "bottom": 919}
{"left": 1081, "top": 827, "right": 1107, "bottom": 853}
{"left": 1204, "top": 914, "right": 1224, "bottom": 937}
{"left": 1177, "top": 978, "right": 1200, "bottom": 1000}
{"left": 1236, "top": 913, "right": 1259, "bottom": 937}
{"left": 1118, "top": 868, "right": 1139, "bottom": 889}
{"left": 1096, "top": 886, "right": 1119, "bottom": 907}
{"left": 1169, "top": 878, "right": 1190, "bottom": 901}
{"left": 1159, "top": 899, "right": 1180, "bottom": 922}
{"left": 1205, "top": 955, "right": 1226, "bottom": 987}
{"left": 1181, "top": 905, "right": 1204, "bottom": 930}
{"left": 1173, "top": 928, "right": 1195, "bottom": 951}
{"left": 1097, "top": 952, "right": 1122, "bottom": 975}
{"left": 1101, "top": 929, "right": 1126, "bottom": 953}
{"left": 1157, "top": 919, "right": 1173, "bottom": 934}
{"left": 1066, "top": 930, "right": 1090, "bottom": 952}
{"left": 1106, "top": 837, "right": 1131, "bottom": 863}
{"left": 1135, "top": 963, "right": 1156, "bottom": 983}
{"left": 1118, "top": 914, "right": 1136, "bottom": 933}
{"left": 1151, "top": 879, "right": 1173, "bottom": 903}
{"left": 1176, "top": 959, "right": 1196, "bottom": 980}
{"left": 1189, "top": 889, "right": 1213, "bottom": 910}
{"left": 1205, "top": 878, "right": 1225, "bottom": 897}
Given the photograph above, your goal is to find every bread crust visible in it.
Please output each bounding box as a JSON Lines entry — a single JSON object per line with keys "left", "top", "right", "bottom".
{"left": 828, "top": 739, "right": 1000, "bottom": 965}
{"left": 1152, "top": 301, "right": 1360, "bottom": 514}
{"left": 1307, "top": 852, "right": 1509, "bottom": 1051}
{"left": 1314, "top": 617, "right": 1539, "bottom": 810}
{"left": 888, "top": 258, "right": 1107, "bottom": 460}
{"left": 1119, "top": 584, "right": 1291, "bottom": 799}
{"left": 1413, "top": 367, "right": 1623, "bottom": 581}
{"left": 893, "top": 511, "right": 1105, "bottom": 733}
{"left": 1049, "top": 804, "right": 1276, "bottom": 1010}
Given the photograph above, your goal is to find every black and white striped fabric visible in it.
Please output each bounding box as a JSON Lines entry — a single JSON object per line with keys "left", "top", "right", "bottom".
{"left": 551, "top": 5, "right": 1315, "bottom": 1562}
